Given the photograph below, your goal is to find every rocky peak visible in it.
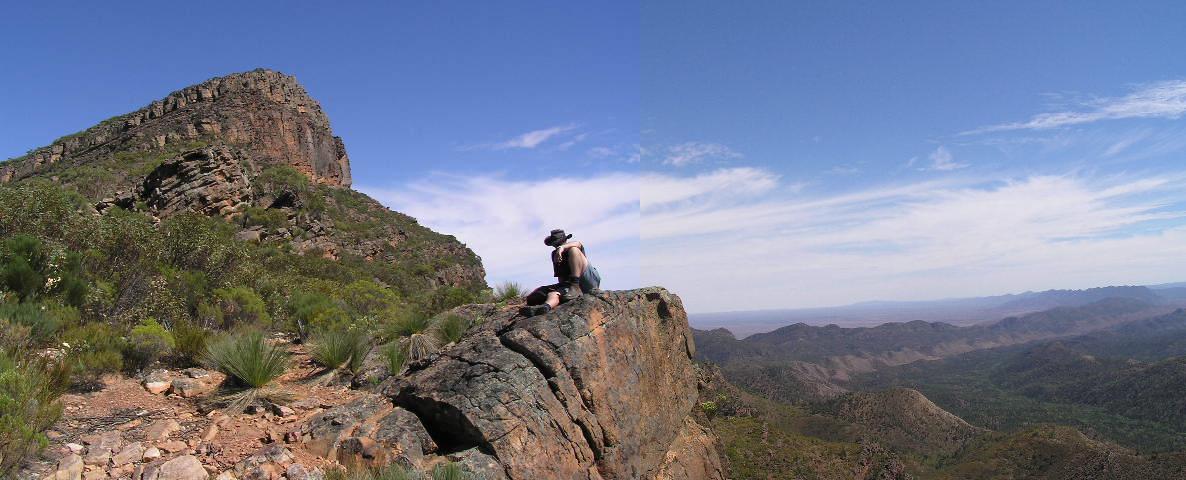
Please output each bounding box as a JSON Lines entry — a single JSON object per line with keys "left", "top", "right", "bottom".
{"left": 2, "top": 69, "right": 350, "bottom": 188}
{"left": 300, "top": 288, "right": 726, "bottom": 479}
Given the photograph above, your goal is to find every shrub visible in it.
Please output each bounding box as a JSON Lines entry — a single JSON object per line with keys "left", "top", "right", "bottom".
{"left": 0, "top": 352, "right": 68, "bottom": 478}
{"left": 205, "top": 330, "right": 289, "bottom": 389}
{"left": 171, "top": 318, "right": 209, "bottom": 367}
{"left": 494, "top": 281, "right": 523, "bottom": 302}
{"left": 381, "top": 342, "right": 407, "bottom": 376}
{"left": 60, "top": 323, "right": 126, "bottom": 390}
{"left": 211, "top": 287, "right": 270, "bottom": 329}
{"left": 123, "top": 318, "right": 175, "bottom": 371}
{"left": 0, "top": 319, "right": 32, "bottom": 353}
{"left": 341, "top": 280, "right": 399, "bottom": 317}
{"left": 431, "top": 314, "right": 469, "bottom": 345}
{"left": 0, "top": 235, "right": 49, "bottom": 301}
{"left": 287, "top": 291, "right": 344, "bottom": 338}
{"left": 0, "top": 302, "right": 67, "bottom": 343}
{"left": 310, "top": 327, "right": 371, "bottom": 375}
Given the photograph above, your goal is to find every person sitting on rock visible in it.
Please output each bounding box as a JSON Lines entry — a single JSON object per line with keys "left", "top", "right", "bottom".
{"left": 520, "top": 229, "right": 601, "bottom": 317}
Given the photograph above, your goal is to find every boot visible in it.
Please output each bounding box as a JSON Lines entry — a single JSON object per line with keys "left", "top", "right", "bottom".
{"left": 560, "top": 276, "right": 583, "bottom": 302}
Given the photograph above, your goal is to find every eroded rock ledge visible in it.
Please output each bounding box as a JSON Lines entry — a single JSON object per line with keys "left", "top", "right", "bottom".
{"left": 306, "top": 288, "right": 725, "bottom": 479}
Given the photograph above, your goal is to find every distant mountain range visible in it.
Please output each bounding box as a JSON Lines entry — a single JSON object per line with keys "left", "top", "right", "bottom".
{"left": 692, "top": 284, "right": 1186, "bottom": 337}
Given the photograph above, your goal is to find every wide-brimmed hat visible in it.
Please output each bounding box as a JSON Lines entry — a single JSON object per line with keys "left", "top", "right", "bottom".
{"left": 544, "top": 229, "right": 572, "bottom": 247}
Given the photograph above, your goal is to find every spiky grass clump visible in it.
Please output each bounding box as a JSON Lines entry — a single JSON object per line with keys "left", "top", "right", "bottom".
{"left": 431, "top": 314, "right": 469, "bottom": 345}
{"left": 432, "top": 462, "right": 473, "bottom": 480}
{"left": 310, "top": 327, "right": 371, "bottom": 376}
{"left": 324, "top": 463, "right": 417, "bottom": 480}
{"left": 322, "top": 461, "right": 475, "bottom": 480}
{"left": 386, "top": 312, "right": 432, "bottom": 338}
{"left": 405, "top": 333, "right": 440, "bottom": 363}
{"left": 204, "top": 331, "right": 290, "bottom": 409}
{"left": 381, "top": 342, "right": 408, "bottom": 377}
{"left": 493, "top": 281, "right": 523, "bottom": 302}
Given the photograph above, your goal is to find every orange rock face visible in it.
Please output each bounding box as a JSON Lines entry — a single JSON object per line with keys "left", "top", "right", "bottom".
{"left": 2, "top": 69, "right": 351, "bottom": 189}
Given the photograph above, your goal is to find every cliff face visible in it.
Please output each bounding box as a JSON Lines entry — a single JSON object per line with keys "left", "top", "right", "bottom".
{"left": 2, "top": 69, "right": 350, "bottom": 188}
{"left": 296, "top": 288, "right": 726, "bottom": 479}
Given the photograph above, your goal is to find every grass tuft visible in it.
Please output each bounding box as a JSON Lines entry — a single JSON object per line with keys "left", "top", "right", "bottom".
{"left": 205, "top": 330, "right": 289, "bottom": 389}
{"left": 310, "top": 327, "right": 371, "bottom": 376}
{"left": 431, "top": 314, "right": 469, "bottom": 345}
{"left": 405, "top": 333, "right": 440, "bottom": 363}
{"left": 494, "top": 281, "right": 523, "bottom": 302}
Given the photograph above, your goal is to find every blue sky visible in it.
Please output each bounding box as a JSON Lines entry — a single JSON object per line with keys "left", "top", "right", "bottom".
{"left": 0, "top": 1, "right": 642, "bottom": 295}
{"left": 5, "top": 2, "right": 1186, "bottom": 313}
{"left": 638, "top": 1, "right": 1186, "bottom": 311}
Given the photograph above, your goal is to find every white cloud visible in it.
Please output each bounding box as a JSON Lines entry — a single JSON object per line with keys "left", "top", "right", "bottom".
{"left": 361, "top": 166, "right": 1186, "bottom": 315}
{"left": 967, "top": 80, "right": 1186, "bottom": 134}
{"left": 924, "top": 145, "right": 968, "bottom": 171}
{"left": 640, "top": 170, "right": 1186, "bottom": 312}
{"left": 464, "top": 125, "right": 578, "bottom": 150}
{"left": 662, "top": 142, "right": 742, "bottom": 167}
{"left": 358, "top": 173, "right": 640, "bottom": 292}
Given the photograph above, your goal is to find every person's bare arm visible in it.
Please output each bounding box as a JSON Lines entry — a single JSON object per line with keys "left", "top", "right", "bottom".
{"left": 555, "top": 241, "right": 583, "bottom": 258}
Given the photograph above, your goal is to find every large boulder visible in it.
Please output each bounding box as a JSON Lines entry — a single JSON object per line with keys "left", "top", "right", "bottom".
{"left": 384, "top": 287, "right": 724, "bottom": 479}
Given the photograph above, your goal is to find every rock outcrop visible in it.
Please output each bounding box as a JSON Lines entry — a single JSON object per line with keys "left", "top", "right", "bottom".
{"left": 138, "top": 146, "right": 254, "bottom": 219}
{"left": 2, "top": 69, "right": 349, "bottom": 188}
{"left": 285, "top": 288, "right": 724, "bottom": 479}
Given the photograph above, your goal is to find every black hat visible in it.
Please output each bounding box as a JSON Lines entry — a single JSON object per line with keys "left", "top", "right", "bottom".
{"left": 544, "top": 229, "right": 572, "bottom": 247}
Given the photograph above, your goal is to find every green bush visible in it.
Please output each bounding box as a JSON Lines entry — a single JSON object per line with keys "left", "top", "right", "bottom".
{"left": 0, "top": 302, "right": 67, "bottom": 343}
{"left": 287, "top": 291, "right": 346, "bottom": 338}
{"left": 0, "top": 235, "right": 49, "bottom": 301}
{"left": 310, "top": 327, "right": 371, "bottom": 375}
{"left": 0, "top": 352, "right": 68, "bottom": 478}
{"left": 341, "top": 280, "right": 400, "bottom": 317}
{"left": 241, "top": 206, "right": 288, "bottom": 229}
{"left": 0, "top": 319, "right": 32, "bottom": 353}
{"left": 124, "top": 318, "right": 175, "bottom": 371}
{"left": 60, "top": 323, "right": 126, "bottom": 389}
{"left": 210, "top": 287, "right": 270, "bottom": 329}
{"left": 381, "top": 342, "right": 407, "bottom": 376}
{"left": 494, "top": 281, "right": 523, "bottom": 302}
{"left": 432, "top": 314, "right": 469, "bottom": 345}
{"left": 171, "top": 318, "right": 209, "bottom": 367}
{"left": 205, "top": 330, "right": 289, "bottom": 389}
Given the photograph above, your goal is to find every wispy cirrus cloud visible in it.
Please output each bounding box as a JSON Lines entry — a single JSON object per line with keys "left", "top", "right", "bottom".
{"left": 965, "top": 80, "right": 1186, "bottom": 135}
{"left": 463, "top": 124, "right": 579, "bottom": 151}
{"left": 641, "top": 168, "right": 1186, "bottom": 311}
{"left": 924, "top": 145, "right": 968, "bottom": 171}
{"left": 662, "top": 142, "right": 742, "bottom": 167}
{"left": 361, "top": 163, "right": 1186, "bottom": 313}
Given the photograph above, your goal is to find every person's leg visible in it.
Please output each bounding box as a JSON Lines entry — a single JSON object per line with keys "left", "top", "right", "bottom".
{"left": 566, "top": 248, "right": 588, "bottom": 279}
{"left": 558, "top": 248, "right": 588, "bottom": 301}
{"left": 521, "top": 284, "right": 563, "bottom": 316}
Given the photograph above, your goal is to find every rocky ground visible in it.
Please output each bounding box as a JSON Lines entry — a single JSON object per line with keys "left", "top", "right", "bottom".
{"left": 25, "top": 289, "right": 725, "bottom": 480}
{"left": 28, "top": 341, "right": 367, "bottom": 480}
